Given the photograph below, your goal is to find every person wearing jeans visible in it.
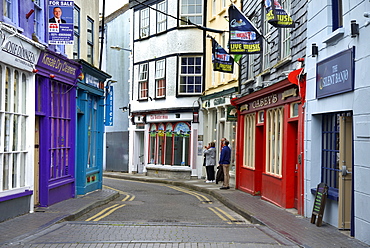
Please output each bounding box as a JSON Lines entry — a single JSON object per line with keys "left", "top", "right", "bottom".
{"left": 203, "top": 142, "right": 216, "bottom": 183}
{"left": 219, "top": 140, "right": 231, "bottom": 189}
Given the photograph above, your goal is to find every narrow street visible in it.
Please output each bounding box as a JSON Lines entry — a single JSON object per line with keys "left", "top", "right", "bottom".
{"left": 6, "top": 178, "right": 299, "bottom": 247}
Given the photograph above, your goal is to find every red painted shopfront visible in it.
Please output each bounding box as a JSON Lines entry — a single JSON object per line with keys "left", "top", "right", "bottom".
{"left": 232, "top": 80, "right": 305, "bottom": 214}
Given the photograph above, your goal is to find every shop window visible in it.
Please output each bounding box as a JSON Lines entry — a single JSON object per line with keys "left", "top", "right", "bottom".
{"left": 149, "top": 122, "right": 190, "bottom": 166}
{"left": 1, "top": 67, "right": 28, "bottom": 191}
{"left": 87, "top": 96, "right": 99, "bottom": 168}
{"left": 50, "top": 81, "right": 72, "bottom": 179}
{"left": 149, "top": 124, "right": 157, "bottom": 163}
{"left": 165, "top": 123, "right": 173, "bottom": 164}
{"left": 290, "top": 102, "right": 299, "bottom": 118}
{"left": 321, "top": 113, "right": 340, "bottom": 190}
{"left": 244, "top": 113, "right": 256, "bottom": 169}
{"left": 258, "top": 111, "right": 264, "bottom": 124}
{"left": 173, "top": 122, "right": 190, "bottom": 166}
{"left": 265, "top": 107, "right": 283, "bottom": 176}
{"left": 157, "top": 124, "right": 165, "bottom": 164}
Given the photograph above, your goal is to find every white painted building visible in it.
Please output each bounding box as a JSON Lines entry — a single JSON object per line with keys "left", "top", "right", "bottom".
{"left": 128, "top": 0, "right": 205, "bottom": 177}
{"left": 305, "top": 0, "right": 370, "bottom": 244}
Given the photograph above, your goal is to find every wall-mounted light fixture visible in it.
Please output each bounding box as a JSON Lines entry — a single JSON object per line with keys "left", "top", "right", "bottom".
{"left": 110, "top": 45, "right": 132, "bottom": 52}
{"left": 351, "top": 20, "right": 359, "bottom": 37}
{"left": 312, "top": 43, "right": 318, "bottom": 57}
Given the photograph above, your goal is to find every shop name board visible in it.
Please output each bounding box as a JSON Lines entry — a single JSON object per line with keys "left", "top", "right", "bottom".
{"left": 214, "top": 97, "right": 226, "bottom": 106}
{"left": 1, "top": 39, "right": 36, "bottom": 64}
{"left": 252, "top": 94, "right": 278, "bottom": 109}
{"left": 149, "top": 115, "right": 169, "bottom": 120}
{"left": 40, "top": 53, "right": 78, "bottom": 76}
{"left": 0, "top": 29, "right": 40, "bottom": 70}
{"left": 316, "top": 48, "right": 354, "bottom": 99}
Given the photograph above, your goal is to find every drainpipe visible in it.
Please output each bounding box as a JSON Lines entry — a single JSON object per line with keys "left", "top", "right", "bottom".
{"left": 99, "top": 0, "right": 106, "bottom": 70}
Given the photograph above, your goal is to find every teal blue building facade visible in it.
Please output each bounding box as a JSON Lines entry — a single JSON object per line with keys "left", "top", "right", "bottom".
{"left": 75, "top": 59, "right": 111, "bottom": 195}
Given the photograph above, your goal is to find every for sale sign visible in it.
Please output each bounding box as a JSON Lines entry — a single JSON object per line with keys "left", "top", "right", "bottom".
{"left": 48, "top": 1, "right": 74, "bottom": 45}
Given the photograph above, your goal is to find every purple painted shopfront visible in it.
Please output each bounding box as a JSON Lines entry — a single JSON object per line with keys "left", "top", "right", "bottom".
{"left": 35, "top": 50, "right": 81, "bottom": 207}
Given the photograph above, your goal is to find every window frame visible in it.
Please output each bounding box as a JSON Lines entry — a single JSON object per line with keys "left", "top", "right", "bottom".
{"left": 157, "top": 1, "right": 167, "bottom": 33}
{"left": 332, "top": 0, "right": 343, "bottom": 32}
{"left": 73, "top": 5, "right": 81, "bottom": 59}
{"left": 262, "top": 7, "right": 272, "bottom": 70}
{"left": 3, "top": 0, "right": 19, "bottom": 26}
{"left": 321, "top": 113, "right": 341, "bottom": 190}
{"left": 178, "top": 56, "right": 203, "bottom": 95}
{"left": 265, "top": 107, "right": 284, "bottom": 177}
{"left": 180, "top": 0, "right": 203, "bottom": 26}
{"left": 138, "top": 63, "right": 149, "bottom": 100}
{"left": 33, "top": 0, "right": 44, "bottom": 39}
{"left": 140, "top": 8, "right": 150, "bottom": 38}
{"left": 1, "top": 66, "right": 29, "bottom": 192}
{"left": 87, "top": 17, "right": 94, "bottom": 64}
{"left": 155, "top": 59, "right": 166, "bottom": 98}
{"left": 243, "top": 113, "right": 256, "bottom": 169}
{"left": 280, "top": 0, "right": 292, "bottom": 59}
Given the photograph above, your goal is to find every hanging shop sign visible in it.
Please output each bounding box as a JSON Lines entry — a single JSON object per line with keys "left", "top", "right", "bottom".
{"left": 105, "top": 86, "right": 113, "bottom": 126}
{"left": 316, "top": 48, "right": 355, "bottom": 99}
{"left": 0, "top": 28, "right": 41, "bottom": 71}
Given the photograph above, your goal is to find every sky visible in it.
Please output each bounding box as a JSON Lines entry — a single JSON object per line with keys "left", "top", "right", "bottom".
{"left": 99, "top": 0, "right": 128, "bottom": 17}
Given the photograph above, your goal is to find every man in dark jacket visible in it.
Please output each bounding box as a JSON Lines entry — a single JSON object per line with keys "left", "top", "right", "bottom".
{"left": 219, "top": 140, "right": 231, "bottom": 189}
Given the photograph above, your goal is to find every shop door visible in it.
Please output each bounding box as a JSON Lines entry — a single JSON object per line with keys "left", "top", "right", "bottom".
{"left": 338, "top": 116, "right": 353, "bottom": 230}
{"left": 291, "top": 121, "right": 299, "bottom": 209}
{"left": 34, "top": 117, "right": 40, "bottom": 206}
{"left": 134, "top": 131, "right": 145, "bottom": 173}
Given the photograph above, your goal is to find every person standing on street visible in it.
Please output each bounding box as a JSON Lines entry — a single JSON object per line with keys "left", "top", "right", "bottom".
{"left": 203, "top": 142, "right": 216, "bottom": 183}
{"left": 219, "top": 140, "right": 231, "bottom": 189}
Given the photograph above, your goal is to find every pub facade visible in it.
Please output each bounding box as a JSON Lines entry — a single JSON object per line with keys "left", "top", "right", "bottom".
{"left": 232, "top": 80, "right": 304, "bottom": 211}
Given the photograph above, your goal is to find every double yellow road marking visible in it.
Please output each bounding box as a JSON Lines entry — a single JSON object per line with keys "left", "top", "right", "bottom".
{"left": 85, "top": 185, "right": 135, "bottom": 221}
{"left": 167, "top": 185, "right": 242, "bottom": 224}
{"left": 91, "top": 180, "right": 243, "bottom": 224}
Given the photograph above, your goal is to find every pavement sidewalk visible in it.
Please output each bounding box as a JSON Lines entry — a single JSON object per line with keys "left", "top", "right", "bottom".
{"left": 0, "top": 172, "right": 368, "bottom": 248}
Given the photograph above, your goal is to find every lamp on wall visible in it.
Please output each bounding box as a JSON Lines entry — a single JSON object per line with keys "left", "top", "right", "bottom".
{"left": 351, "top": 20, "right": 359, "bottom": 37}
{"left": 312, "top": 43, "right": 318, "bottom": 57}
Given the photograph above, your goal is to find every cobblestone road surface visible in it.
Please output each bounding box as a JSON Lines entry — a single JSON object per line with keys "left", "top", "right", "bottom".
{"left": 5, "top": 221, "right": 299, "bottom": 248}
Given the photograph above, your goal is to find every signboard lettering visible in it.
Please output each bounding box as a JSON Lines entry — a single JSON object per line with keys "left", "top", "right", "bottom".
{"left": 316, "top": 48, "right": 354, "bottom": 99}
{"left": 310, "top": 182, "right": 328, "bottom": 227}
